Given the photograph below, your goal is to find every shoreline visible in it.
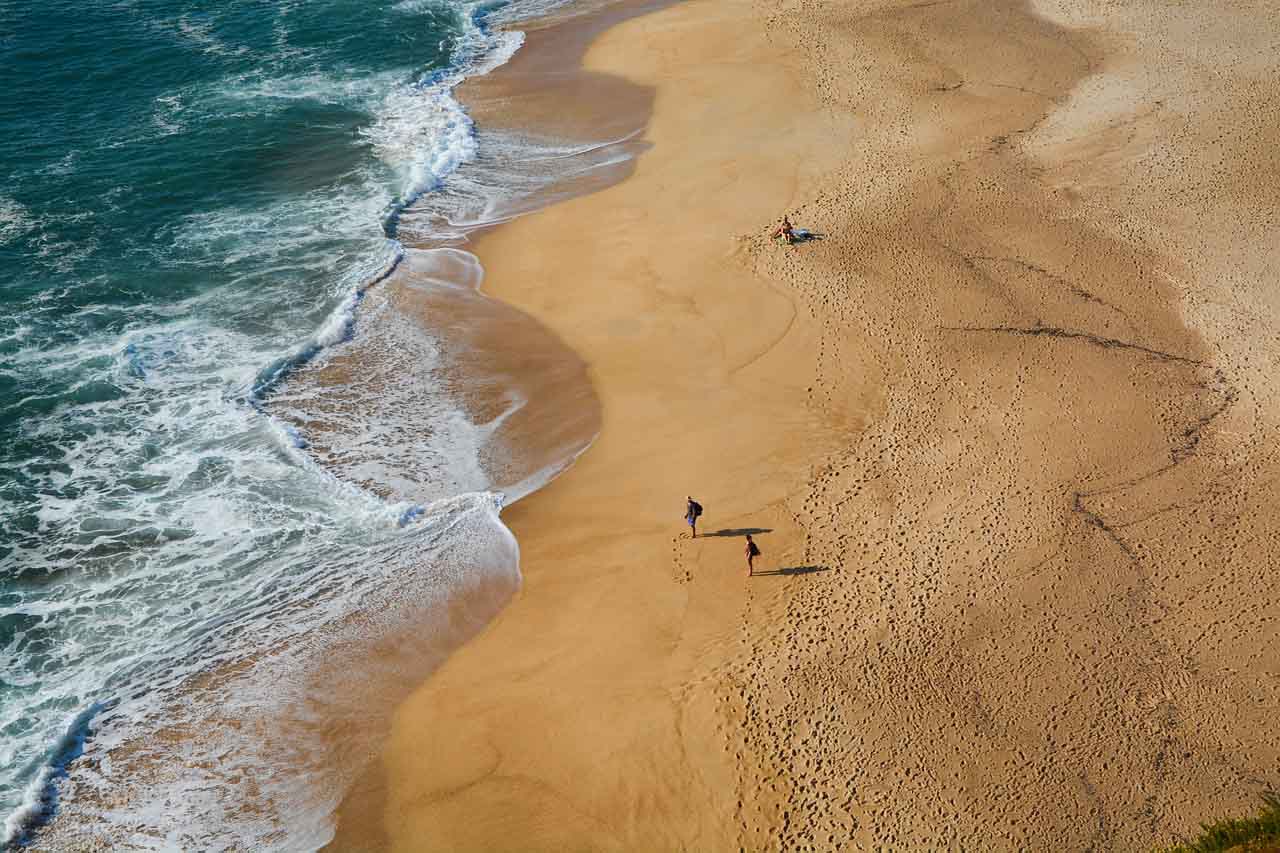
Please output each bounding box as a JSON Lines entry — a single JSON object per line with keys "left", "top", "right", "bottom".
{"left": 320, "top": 3, "right": 675, "bottom": 848}
{"left": 340, "top": 0, "right": 1280, "bottom": 848}
{"left": 354, "top": 0, "right": 855, "bottom": 846}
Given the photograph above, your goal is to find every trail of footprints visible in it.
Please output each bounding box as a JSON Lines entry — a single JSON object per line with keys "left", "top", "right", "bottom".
{"left": 688, "top": 0, "right": 1280, "bottom": 848}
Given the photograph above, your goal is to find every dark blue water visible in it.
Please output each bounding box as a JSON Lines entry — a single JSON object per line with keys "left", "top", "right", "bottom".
{"left": 0, "top": 0, "right": 563, "bottom": 846}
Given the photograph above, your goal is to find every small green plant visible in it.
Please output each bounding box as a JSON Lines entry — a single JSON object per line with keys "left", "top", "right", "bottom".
{"left": 1165, "top": 792, "right": 1280, "bottom": 853}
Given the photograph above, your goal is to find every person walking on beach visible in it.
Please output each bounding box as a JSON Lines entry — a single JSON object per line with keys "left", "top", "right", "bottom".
{"left": 686, "top": 496, "right": 703, "bottom": 538}
{"left": 746, "top": 534, "right": 761, "bottom": 575}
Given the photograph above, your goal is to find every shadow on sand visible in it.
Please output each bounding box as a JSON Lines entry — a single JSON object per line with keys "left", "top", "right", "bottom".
{"left": 751, "top": 565, "right": 830, "bottom": 578}
{"left": 705, "top": 527, "right": 773, "bottom": 538}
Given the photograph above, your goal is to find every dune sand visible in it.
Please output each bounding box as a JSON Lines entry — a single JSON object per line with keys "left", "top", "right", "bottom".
{"left": 333, "top": 0, "right": 1280, "bottom": 848}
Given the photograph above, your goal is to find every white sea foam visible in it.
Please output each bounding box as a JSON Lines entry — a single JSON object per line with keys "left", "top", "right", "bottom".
{"left": 174, "top": 13, "right": 252, "bottom": 57}
{"left": 360, "top": 27, "right": 524, "bottom": 210}
{"left": 0, "top": 196, "right": 38, "bottom": 244}
{"left": 39, "top": 491, "right": 520, "bottom": 851}
{"left": 219, "top": 68, "right": 406, "bottom": 108}
{"left": 267, "top": 250, "right": 508, "bottom": 502}
{"left": 34, "top": 150, "right": 79, "bottom": 178}
{"left": 312, "top": 290, "right": 362, "bottom": 349}
{"left": 152, "top": 93, "right": 187, "bottom": 136}
{"left": 3, "top": 764, "right": 55, "bottom": 847}
{"left": 397, "top": 126, "right": 646, "bottom": 244}
{"left": 367, "top": 81, "right": 480, "bottom": 205}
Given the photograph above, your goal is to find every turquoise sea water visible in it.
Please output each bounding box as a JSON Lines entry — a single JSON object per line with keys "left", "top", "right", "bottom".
{"left": 0, "top": 0, "right": 598, "bottom": 846}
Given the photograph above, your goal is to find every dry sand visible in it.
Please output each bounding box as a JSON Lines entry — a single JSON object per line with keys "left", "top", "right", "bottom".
{"left": 335, "top": 0, "right": 1280, "bottom": 848}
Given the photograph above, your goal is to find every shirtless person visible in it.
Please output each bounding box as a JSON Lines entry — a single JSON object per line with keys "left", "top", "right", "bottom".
{"left": 772, "top": 215, "right": 795, "bottom": 245}
{"left": 745, "top": 534, "right": 761, "bottom": 575}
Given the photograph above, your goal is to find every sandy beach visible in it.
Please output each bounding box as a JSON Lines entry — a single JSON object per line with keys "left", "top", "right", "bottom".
{"left": 332, "top": 0, "right": 1280, "bottom": 848}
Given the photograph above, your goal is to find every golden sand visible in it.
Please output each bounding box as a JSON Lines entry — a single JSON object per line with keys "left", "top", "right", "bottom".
{"left": 333, "top": 0, "right": 1280, "bottom": 848}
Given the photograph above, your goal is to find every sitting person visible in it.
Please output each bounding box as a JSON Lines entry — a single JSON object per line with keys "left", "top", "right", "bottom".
{"left": 772, "top": 215, "right": 795, "bottom": 245}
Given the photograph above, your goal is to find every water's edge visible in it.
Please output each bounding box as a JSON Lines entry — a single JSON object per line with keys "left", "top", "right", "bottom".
{"left": 320, "top": 1, "right": 675, "bottom": 848}
{"left": 12, "top": 0, "right": 664, "bottom": 848}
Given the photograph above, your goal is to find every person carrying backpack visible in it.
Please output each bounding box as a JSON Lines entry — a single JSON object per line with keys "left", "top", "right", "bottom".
{"left": 686, "top": 497, "right": 703, "bottom": 538}
{"left": 745, "top": 534, "right": 761, "bottom": 575}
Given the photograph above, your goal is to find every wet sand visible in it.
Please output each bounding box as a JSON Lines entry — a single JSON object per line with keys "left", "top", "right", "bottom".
{"left": 340, "top": 0, "right": 1280, "bottom": 848}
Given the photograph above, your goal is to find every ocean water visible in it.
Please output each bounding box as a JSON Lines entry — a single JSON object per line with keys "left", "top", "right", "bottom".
{"left": 0, "top": 0, "right": 618, "bottom": 847}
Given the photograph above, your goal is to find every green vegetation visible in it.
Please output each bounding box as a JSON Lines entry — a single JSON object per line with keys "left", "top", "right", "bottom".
{"left": 1166, "top": 793, "right": 1280, "bottom": 853}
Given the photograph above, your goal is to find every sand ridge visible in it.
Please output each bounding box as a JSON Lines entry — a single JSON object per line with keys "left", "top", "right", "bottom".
{"left": 340, "top": 0, "right": 1280, "bottom": 849}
